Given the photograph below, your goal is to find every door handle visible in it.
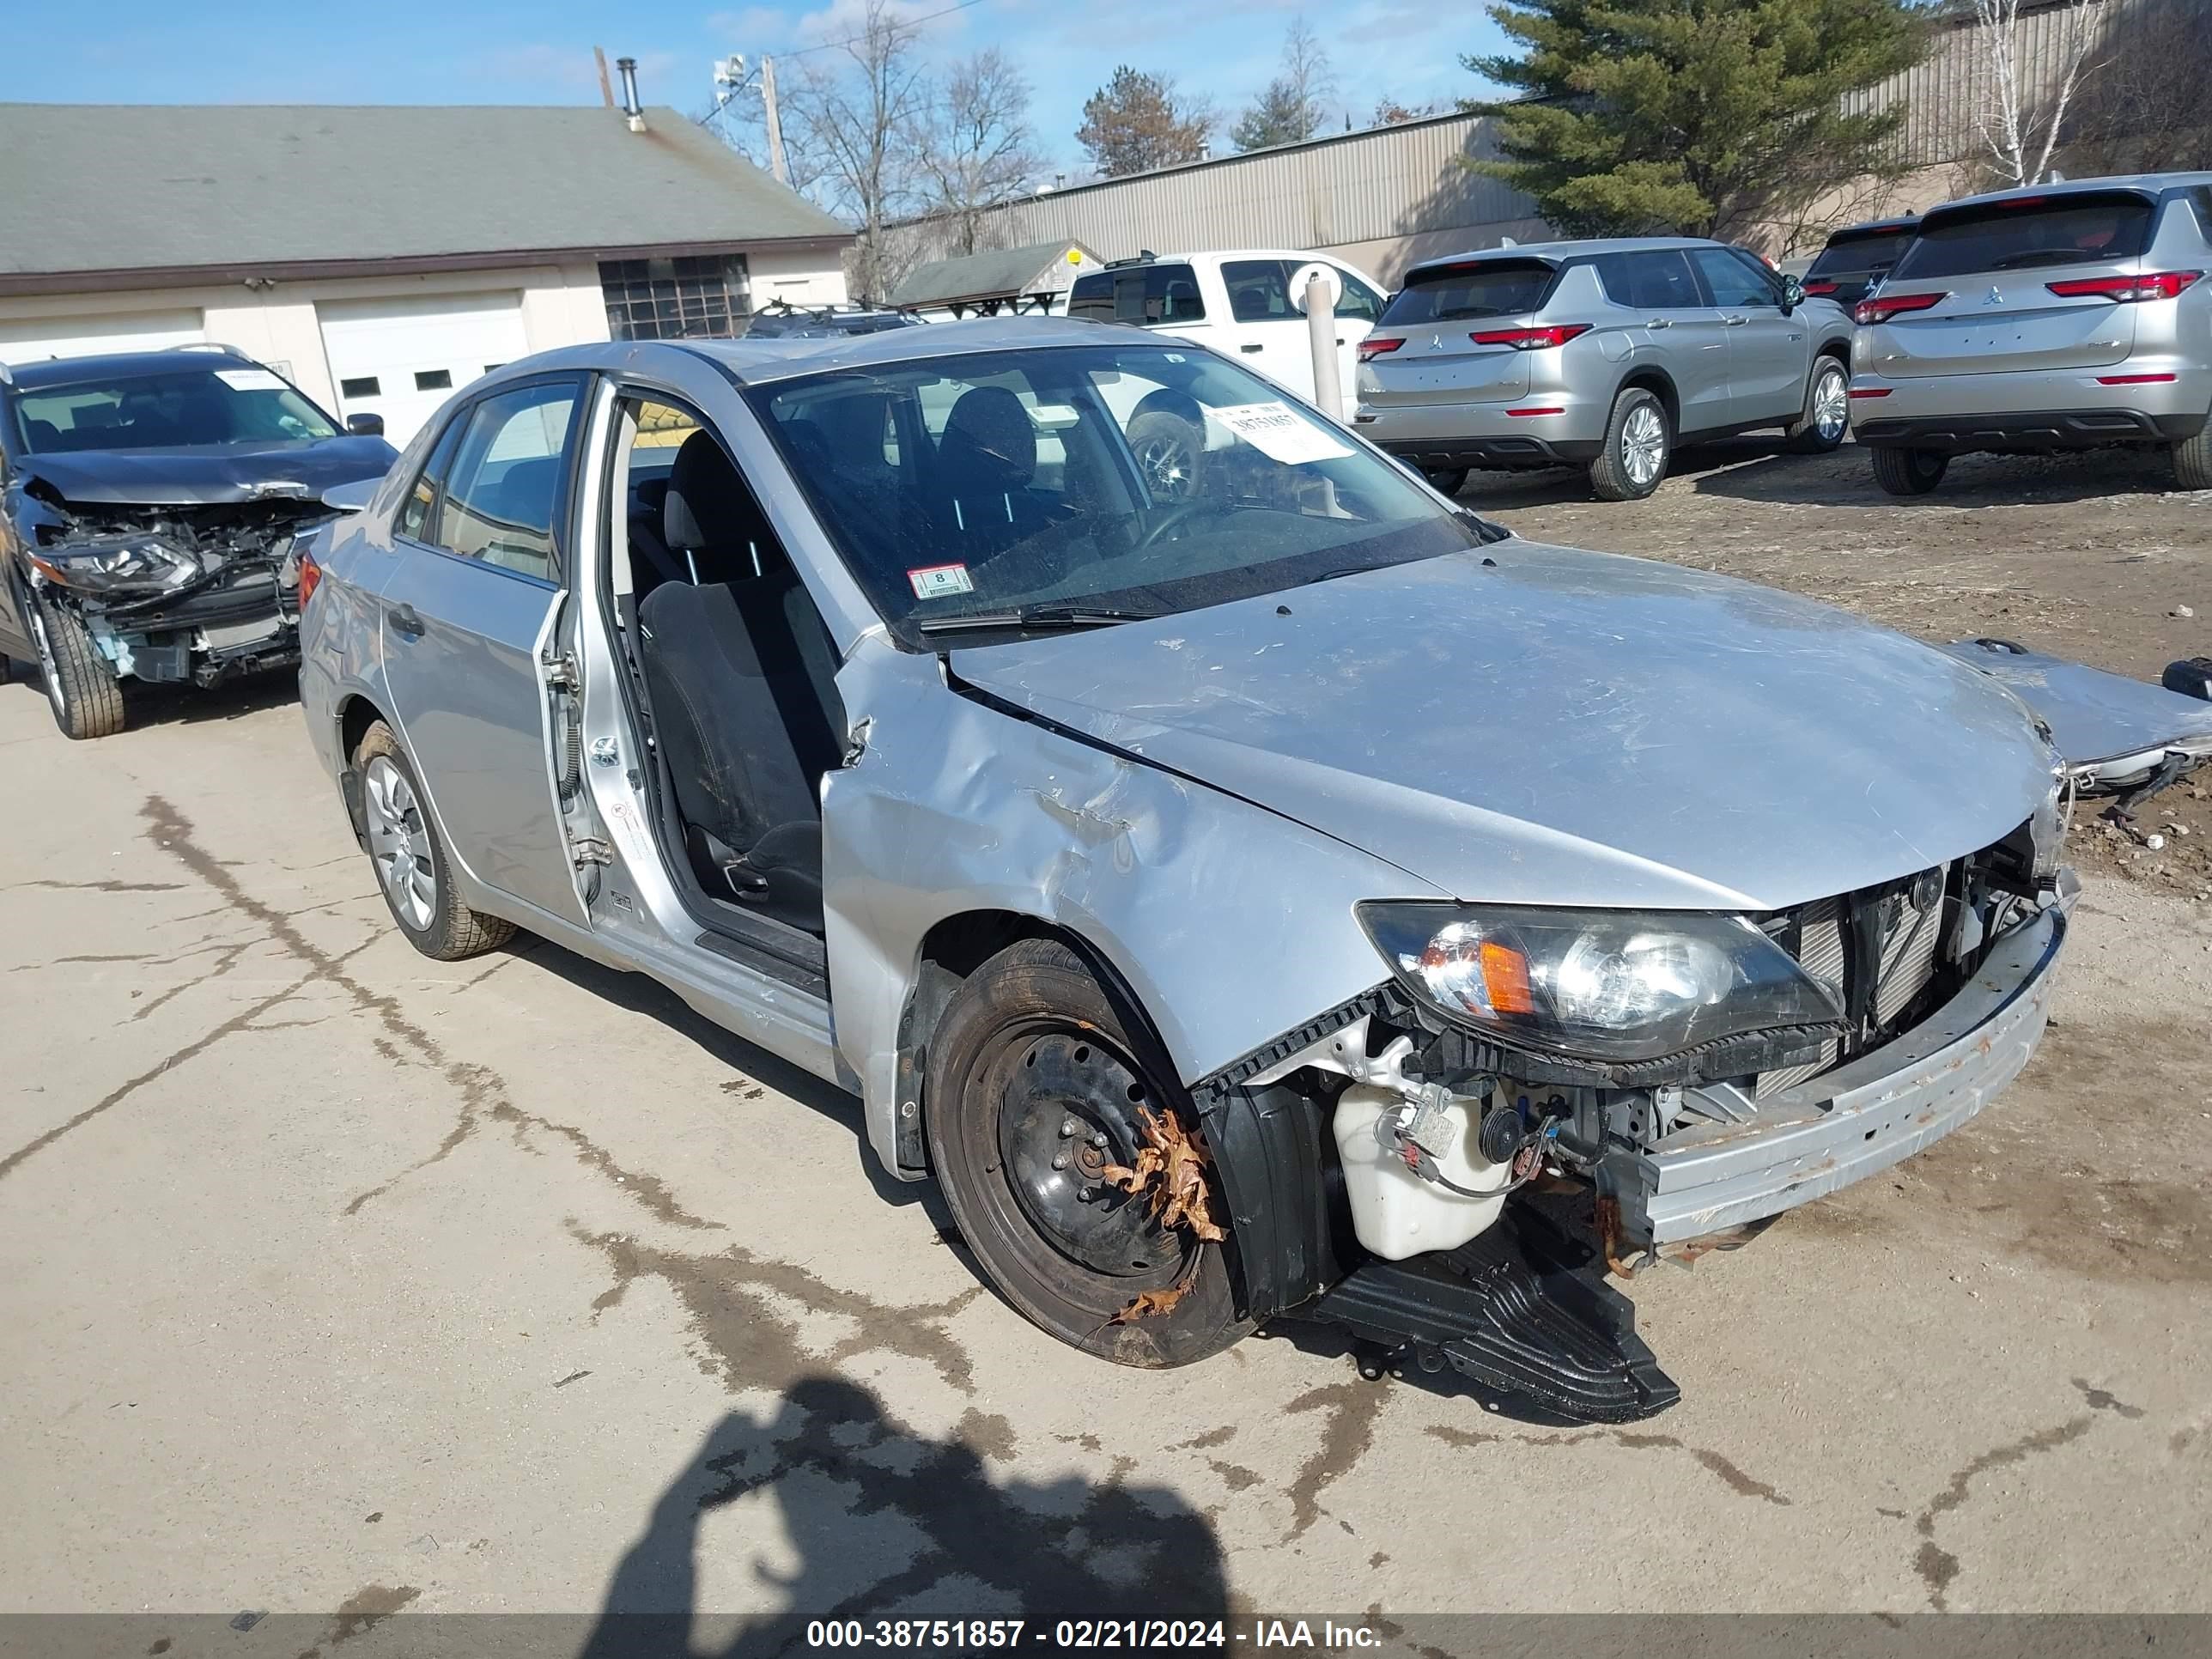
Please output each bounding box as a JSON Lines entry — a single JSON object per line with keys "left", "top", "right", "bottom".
{"left": 1239, "top": 343, "right": 1265, "bottom": 353}
{"left": 1722, "top": 314, "right": 1748, "bottom": 326}
{"left": 387, "top": 603, "right": 426, "bottom": 639}
{"left": 1646, "top": 318, "right": 1672, "bottom": 329}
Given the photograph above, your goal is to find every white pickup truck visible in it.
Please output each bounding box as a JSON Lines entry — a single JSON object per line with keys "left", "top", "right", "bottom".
{"left": 1060, "top": 249, "right": 1387, "bottom": 422}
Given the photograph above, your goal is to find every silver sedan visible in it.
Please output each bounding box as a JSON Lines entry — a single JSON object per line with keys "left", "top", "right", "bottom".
{"left": 298, "top": 319, "right": 2077, "bottom": 1423}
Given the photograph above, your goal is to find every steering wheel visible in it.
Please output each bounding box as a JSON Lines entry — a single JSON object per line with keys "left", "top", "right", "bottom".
{"left": 1134, "top": 501, "right": 1213, "bottom": 550}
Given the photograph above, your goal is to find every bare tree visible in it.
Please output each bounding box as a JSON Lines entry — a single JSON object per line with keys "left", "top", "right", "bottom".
{"left": 1231, "top": 18, "right": 1338, "bottom": 150}
{"left": 1076, "top": 65, "right": 1216, "bottom": 176}
{"left": 1972, "top": 0, "right": 2102, "bottom": 187}
{"left": 777, "top": 0, "right": 933, "bottom": 301}
{"left": 916, "top": 49, "right": 1043, "bottom": 256}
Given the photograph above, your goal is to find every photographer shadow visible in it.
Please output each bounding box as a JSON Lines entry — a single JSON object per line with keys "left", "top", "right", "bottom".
{"left": 580, "top": 1375, "right": 1230, "bottom": 1658}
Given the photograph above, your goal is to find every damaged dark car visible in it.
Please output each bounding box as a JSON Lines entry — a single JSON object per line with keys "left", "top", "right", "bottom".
{"left": 0, "top": 345, "right": 396, "bottom": 738}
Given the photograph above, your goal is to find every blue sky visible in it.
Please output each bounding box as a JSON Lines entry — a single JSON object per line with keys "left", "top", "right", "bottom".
{"left": 15, "top": 0, "right": 1508, "bottom": 182}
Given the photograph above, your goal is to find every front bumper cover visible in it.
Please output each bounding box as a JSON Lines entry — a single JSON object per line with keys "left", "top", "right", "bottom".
{"left": 1621, "top": 902, "right": 2064, "bottom": 1247}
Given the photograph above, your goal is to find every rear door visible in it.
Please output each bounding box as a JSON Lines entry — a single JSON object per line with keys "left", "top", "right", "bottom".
{"left": 1216, "top": 259, "right": 1322, "bottom": 404}
{"left": 1610, "top": 249, "right": 1732, "bottom": 434}
{"left": 380, "top": 374, "right": 591, "bottom": 927}
{"left": 1688, "top": 246, "right": 1808, "bottom": 424}
{"left": 1358, "top": 258, "right": 1554, "bottom": 411}
{"left": 1863, "top": 191, "right": 2157, "bottom": 377}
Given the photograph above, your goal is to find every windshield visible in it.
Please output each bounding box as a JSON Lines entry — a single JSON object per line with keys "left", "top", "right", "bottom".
{"left": 9, "top": 364, "right": 341, "bottom": 455}
{"left": 747, "top": 343, "right": 1485, "bottom": 647}
{"left": 1888, "top": 192, "right": 2155, "bottom": 282}
{"left": 1380, "top": 259, "right": 1557, "bottom": 325}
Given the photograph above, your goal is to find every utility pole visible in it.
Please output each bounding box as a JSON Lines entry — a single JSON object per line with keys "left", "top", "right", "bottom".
{"left": 593, "top": 46, "right": 614, "bottom": 109}
{"left": 759, "top": 55, "right": 790, "bottom": 186}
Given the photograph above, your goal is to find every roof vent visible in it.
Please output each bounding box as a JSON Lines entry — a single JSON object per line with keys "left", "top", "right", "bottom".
{"left": 616, "top": 57, "right": 646, "bottom": 130}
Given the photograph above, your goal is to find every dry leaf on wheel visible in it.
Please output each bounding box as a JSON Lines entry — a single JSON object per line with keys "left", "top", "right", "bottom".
{"left": 1102, "top": 1106, "right": 1226, "bottom": 1243}
{"left": 1109, "top": 1281, "right": 1190, "bottom": 1324}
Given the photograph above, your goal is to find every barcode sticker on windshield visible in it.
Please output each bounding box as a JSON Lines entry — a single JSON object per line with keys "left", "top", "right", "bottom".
{"left": 215, "top": 368, "right": 287, "bottom": 392}
{"left": 908, "top": 562, "right": 975, "bottom": 600}
{"left": 1208, "top": 401, "right": 1352, "bottom": 465}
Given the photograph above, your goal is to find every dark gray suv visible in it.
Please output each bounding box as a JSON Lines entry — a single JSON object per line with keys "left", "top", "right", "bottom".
{"left": 1353, "top": 238, "right": 1856, "bottom": 500}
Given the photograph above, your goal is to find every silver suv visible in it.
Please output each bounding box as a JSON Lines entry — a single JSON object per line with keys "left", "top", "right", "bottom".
{"left": 1353, "top": 238, "right": 1856, "bottom": 501}
{"left": 1850, "top": 174, "right": 2212, "bottom": 495}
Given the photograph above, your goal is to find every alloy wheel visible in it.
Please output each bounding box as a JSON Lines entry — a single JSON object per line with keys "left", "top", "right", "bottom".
{"left": 363, "top": 755, "right": 437, "bottom": 931}
{"left": 25, "top": 600, "right": 64, "bottom": 723}
{"left": 1622, "top": 405, "right": 1667, "bottom": 487}
{"left": 1814, "top": 365, "right": 1849, "bottom": 443}
{"left": 1136, "top": 432, "right": 1196, "bottom": 501}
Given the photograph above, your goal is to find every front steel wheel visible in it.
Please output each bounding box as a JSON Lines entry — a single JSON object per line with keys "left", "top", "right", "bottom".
{"left": 926, "top": 939, "right": 1249, "bottom": 1368}
{"left": 352, "top": 719, "right": 515, "bottom": 961}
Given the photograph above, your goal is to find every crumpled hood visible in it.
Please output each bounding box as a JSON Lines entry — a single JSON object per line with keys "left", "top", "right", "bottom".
{"left": 17, "top": 436, "right": 397, "bottom": 507}
{"left": 952, "top": 542, "right": 2058, "bottom": 913}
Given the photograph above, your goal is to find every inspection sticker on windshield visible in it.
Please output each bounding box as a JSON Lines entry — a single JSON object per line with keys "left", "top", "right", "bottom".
{"left": 908, "top": 562, "right": 975, "bottom": 600}
{"left": 214, "top": 368, "right": 287, "bottom": 392}
{"left": 1209, "top": 401, "right": 1352, "bottom": 465}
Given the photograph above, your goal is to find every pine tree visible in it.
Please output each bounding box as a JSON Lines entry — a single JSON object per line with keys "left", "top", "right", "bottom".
{"left": 1464, "top": 0, "right": 1927, "bottom": 239}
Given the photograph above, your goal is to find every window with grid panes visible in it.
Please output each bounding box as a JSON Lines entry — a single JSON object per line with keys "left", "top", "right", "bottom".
{"left": 598, "top": 254, "right": 754, "bottom": 341}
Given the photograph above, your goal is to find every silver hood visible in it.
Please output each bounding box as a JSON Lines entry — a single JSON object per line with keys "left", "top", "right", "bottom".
{"left": 951, "top": 541, "right": 2058, "bottom": 913}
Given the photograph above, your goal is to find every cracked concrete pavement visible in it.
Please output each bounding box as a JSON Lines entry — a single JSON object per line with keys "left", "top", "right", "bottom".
{"left": 3, "top": 447, "right": 2210, "bottom": 1624}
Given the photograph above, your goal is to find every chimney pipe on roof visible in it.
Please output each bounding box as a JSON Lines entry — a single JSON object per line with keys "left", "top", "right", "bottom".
{"left": 616, "top": 57, "right": 645, "bottom": 130}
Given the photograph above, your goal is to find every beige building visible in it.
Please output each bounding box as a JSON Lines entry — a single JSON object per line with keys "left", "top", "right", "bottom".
{"left": 0, "top": 102, "right": 853, "bottom": 443}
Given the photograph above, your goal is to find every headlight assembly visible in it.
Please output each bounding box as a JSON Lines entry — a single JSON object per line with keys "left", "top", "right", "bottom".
{"left": 1358, "top": 902, "right": 1843, "bottom": 1064}
{"left": 29, "top": 537, "right": 202, "bottom": 596}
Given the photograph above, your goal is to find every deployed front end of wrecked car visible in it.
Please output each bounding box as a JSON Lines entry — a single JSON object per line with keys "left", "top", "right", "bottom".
{"left": 16, "top": 483, "right": 334, "bottom": 686}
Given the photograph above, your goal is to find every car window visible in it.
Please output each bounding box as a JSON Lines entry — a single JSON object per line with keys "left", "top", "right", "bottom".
{"left": 7, "top": 365, "right": 339, "bottom": 455}
{"left": 1890, "top": 191, "right": 2157, "bottom": 280}
{"left": 748, "top": 343, "right": 1483, "bottom": 650}
{"left": 1807, "top": 230, "right": 1912, "bottom": 279}
{"left": 1222, "top": 260, "right": 1297, "bottom": 322}
{"left": 1380, "top": 259, "right": 1556, "bottom": 324}
{"left": 1691, "top": 247, "right": 1778, "bottom": 308}
{"left": 428, "top": 381, "right": 579, "bottom": 581}
{"left": 1613, "top": 249, "right": 1705, "bottom": 310}
{"left": 397, "top": 416, "right": 466, "bottom": 542}
{"left": 1333, "top": 270, "right": 1384, "bottom": 323}
{"left": 1065, "top": 264, "right": 1207, "bottom": 326}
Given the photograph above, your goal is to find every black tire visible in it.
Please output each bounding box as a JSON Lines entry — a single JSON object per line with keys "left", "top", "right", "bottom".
{"left": 926, "top": 938, "right": 1250, "bottom": 1369}
{"left": 1126, "top": 408, "right": 1206, "bottom": 503}
{"left": 1424, "top": 467, "right": 1470, "bottom": 497}
{"left": 2175, "top": 417, "right": 2212, "bottom": 491}
{"left": 26, "top": 591, "right": 125, "bottom": 740}
{"left": 1871, "top": 446, "right": 1948, "bottom": 496}
{"left": 1787, "top": 355, "right": 1851, "bottom": 453}
{"left": 352, "top": 719, "right": 515, "bottom": 961}
{"left": 1589, "top": 386, "right": 1671, "bottom": 501}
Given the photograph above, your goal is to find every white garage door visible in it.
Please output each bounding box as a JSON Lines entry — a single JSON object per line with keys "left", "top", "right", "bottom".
{"left": 0, "top": 310, "right": 205, "bottom": 366}
{"left": 319, "top": 292, "right": 531, "bottom": 446}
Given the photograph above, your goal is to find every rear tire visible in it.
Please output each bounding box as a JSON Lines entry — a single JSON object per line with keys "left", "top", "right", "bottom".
{"left": 352, "top": 719, "right": 515, "bottom": 961}
{"left": 2175, "top": 420, "right": 2212, "bottom": 491}
{"left": 26, "top": 592, "right": 125, "bottom": 740}
{"left": 1424, "top": 467, "right": 1469, "bottom": 497}
{"left": 926, "top": 938, "right": 1250, "bottom": 1369}
{"left": 1589, "top": 387, "right": 1670, "bottom": 501}
{"left": 1871, "top": 446, "right": 1948, "bottom": 496}
{"left": 1788, "top": 356, "right": 1850, "bottom": 453}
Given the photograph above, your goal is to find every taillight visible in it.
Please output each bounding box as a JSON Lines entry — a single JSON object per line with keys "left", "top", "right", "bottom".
{"left": 1802, "top": 279, "right": 1841, "bottom": 296}
{"left": 297, "top": 544, "right": 322, "bottom": 611}
{"left": 1357, "top": 337, "right": 1405, "bottom": 362}
{"left": 1469, "top": 324, "right": 1591, "bottom": 350}
{"left": 1855, "top": 290, "right": 1947, "bottom": 325}
{"left": 2045, "top": 271, "right": 2202, "bottom": 302}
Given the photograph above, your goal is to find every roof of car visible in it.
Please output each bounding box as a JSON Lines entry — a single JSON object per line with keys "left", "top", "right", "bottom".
{"left": 0, "top": 345, "right": 254, "bottom": 386}
{"left": 1928, "top": 172, "right": 2212, "bottom": 216}
{"left": 496, "top": 317, "right": 1162, "bottom": 390}
{"left": 1400, "top": 236, "right": 1728, "bottom": 279}
{"left": 1825, "top": 216, "right": 1920, "bottom": 240}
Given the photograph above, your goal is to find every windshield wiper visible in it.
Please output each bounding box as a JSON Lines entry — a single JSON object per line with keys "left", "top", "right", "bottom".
{"left": 915, "top": 605, "right": 1157, "bottom": 637}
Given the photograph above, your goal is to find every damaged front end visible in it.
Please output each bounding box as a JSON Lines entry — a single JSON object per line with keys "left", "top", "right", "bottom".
{"left": 1200, "top": 809, "right": 2073, "bottom": 1425}
{"left": 18, "top": 485, "right": 331, "bottom": 687}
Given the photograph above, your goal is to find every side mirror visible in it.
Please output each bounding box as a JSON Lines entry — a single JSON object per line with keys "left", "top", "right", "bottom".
{"left": 1780, "top": 275, "right": 1805, "bottom": 313}
{"left": 345, "top": 411, "right": 386, "bottom": 438}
